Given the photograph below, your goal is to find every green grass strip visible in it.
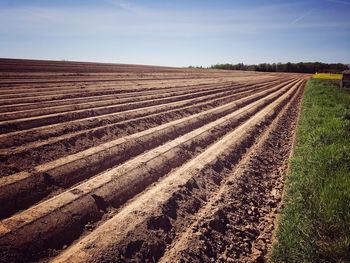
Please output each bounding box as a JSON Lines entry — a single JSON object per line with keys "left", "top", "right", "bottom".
{"left": 270, "top": 79, "right": 350, "bottom": 263}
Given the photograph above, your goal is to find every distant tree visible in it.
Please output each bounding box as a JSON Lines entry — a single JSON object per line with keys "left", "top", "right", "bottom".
{"left": 210, "top": 62, "right": 348, "bottom": 74}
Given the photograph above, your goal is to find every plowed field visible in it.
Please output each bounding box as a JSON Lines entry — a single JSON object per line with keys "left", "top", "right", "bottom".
{"left": 0, "top": 59, "right": 309, "bottom": 263}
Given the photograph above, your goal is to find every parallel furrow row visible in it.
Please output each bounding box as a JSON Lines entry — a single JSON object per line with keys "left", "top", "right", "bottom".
{"left": 0, "top": 79, "right": 303, "bottom": 263}
{"left": 0, "top": 78, "right": 285, "bottom": 114}
{"left": 0, "top": 77, "right": 233, "bottom": 95}
{"left": 0, "top": 76, "right": 280, "bottom": 108}
{"left": 0, "top": 84, "right": 244, "bottom": 133}
{"left": 0, "top": 79, "right": 294, "bottom": 147}
{"left": 159, "top": 82, "right": 304, "bottom": 263}
{"left": 1, "top": 79, "right": 281, "bottom": 130}
{"left": 0, "top": 64, "right": 308, "bottom": 263}
{"left": 0, "top": 79, "right": 298, "bottom": 218}
{"left": 0, "top": 82, "right": 245, "bottom": 121}
{"left": 0, "top": 75, "right": 262, "bottom": 96}
{"left": 0, "top": 73, "right": 217, "bottom": 83}
{"left": 0, "top": 82, "right": 278, "bottom": 177}
{"left": 0, "top": 77, "right": 235, "bottom": 98}
{"left": 50, "top": 80, "right": 305, "bottom": 263}
{"left": 0, "top": 79, "right": 297, "bottom": 180}
{"left": 0, "top": 74, "right": 226, "bottom": 85}
{"left": 0, "top": 80, "right": 240, "bottom": 113}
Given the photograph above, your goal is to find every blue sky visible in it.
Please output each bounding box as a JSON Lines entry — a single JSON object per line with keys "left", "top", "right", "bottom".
{"left": 0, "top": 0, "right": 349, "bottom": 66}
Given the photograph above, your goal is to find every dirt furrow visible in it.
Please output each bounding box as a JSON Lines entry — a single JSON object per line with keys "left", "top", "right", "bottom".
{"left": 0, "top": 82, "right": 244, "bottom": 121}
{"left": 0, "top": 75, "right": 220, "bottom": 90}
{"left": 0, "top": 80, "right": 290, "bottom": 180}
{"left": 0, "top": 74, "right": 273, "bottom": 96}
{"left": 0, "top": 79, "right": 297, "bottom": 219}
{"left": 0, "top": 74, "right": 220, "bottom": 85}
{"left": 0, "top": 76, "right": 239, "bottom": 94}
{"left": 0, "top": 86, "right": 242, "bottom": 132}
{"left": 0, "top": 78, "right": 283, "bottom": 123}
{"left": 0, "top": 80, "right": 208, "bottom": 106}
{"left": 0, "top": 80, "right": 290, "bottom": 154}
{"left": 0, "top": 77, "right": 237, "bottom": 102}
{"left": 0, "top": 80, "right": 301, "bottom": 262}
{"left": 159, "top": 82, "right": 304, "bottom": 263}
{"left": 0, "top": 82, "right": 272, "bottom": 177}
{"left": 0, "top": 73, "right": 215, "bottom": 84}
{"left": 0, "top": 86, "right": 241, "bottom": 139}
{"left": 0, "top": 78, "right": 285, "bottom": 117}
{"left": 0, "top": 79, "right": 295, "bottom": 149}
{"left": 0, "top": 61, "right": 308, "bottom": 263}
{"left": 49, "top": 80, "right": 303, "bottom": 263}
{"left": 0, "top": 80, "right": 245, "bottom": 114}
{"left": 0, "top": 75, "right": 262, "bottom": 106}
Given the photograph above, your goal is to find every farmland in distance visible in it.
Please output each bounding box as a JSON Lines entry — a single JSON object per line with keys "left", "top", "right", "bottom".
{"left": 0, "top": 59, "right": 309, "bottom": 263}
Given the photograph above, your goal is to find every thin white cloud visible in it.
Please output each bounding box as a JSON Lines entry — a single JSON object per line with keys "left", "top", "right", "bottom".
{"left": 291, "top": 9, "right": 314, "bottom": 24}
{"left": 327, "top": 0, "right": 350, "bottom": 6}
{"left": 103, "top": 0, "right": 139, "bottom": 12}
{"left": 0, "top": 2, "right": 348, "bottom": 40}
{"left": 103, "top": 0, "right": 157, "bottom": 15}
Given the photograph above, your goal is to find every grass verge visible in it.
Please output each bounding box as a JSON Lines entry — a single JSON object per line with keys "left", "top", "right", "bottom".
{"left": 313, "top": 73, "right": 342, "bottom": 80}
{"left": 270, "top": 79, "right": 350, "bottom": 262}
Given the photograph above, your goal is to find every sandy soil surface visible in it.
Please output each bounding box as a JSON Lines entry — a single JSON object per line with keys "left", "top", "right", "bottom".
{"left": 0, "top": 59, "right": 309, "bottom": 262}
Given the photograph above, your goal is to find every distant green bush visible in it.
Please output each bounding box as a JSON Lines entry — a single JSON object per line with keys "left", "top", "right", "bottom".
{"left": 210, "top": 62, "right": 348, "bottom": 74}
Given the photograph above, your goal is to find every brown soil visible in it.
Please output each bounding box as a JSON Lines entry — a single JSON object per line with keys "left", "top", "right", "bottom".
{"left": 0, "top": 59, "right": 309, "bottom": 263}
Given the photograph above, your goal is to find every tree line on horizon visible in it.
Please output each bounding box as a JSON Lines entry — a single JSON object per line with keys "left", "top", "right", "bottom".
{"left": 206, "top": 62, "right": 349, "bottom": 73}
